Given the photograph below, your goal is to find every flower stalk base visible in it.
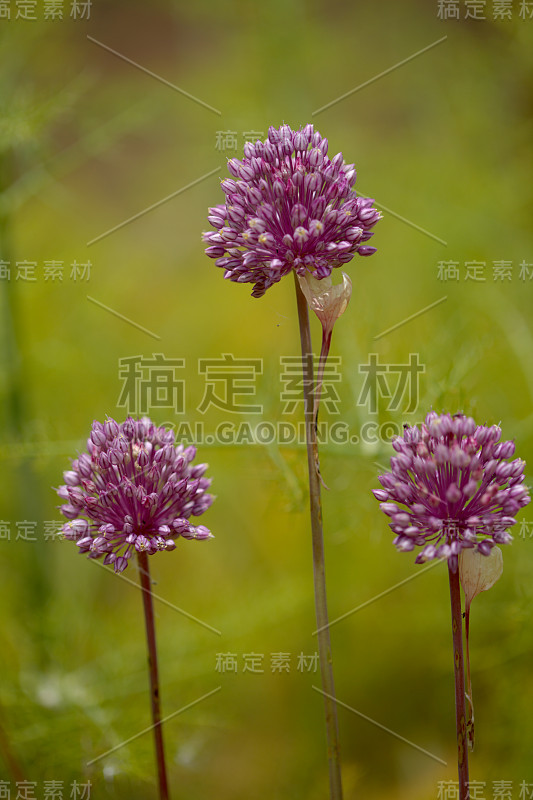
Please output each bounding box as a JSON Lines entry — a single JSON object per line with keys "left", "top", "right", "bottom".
{"left": 448, "top": 563, "right": 469, "bottom": 799}
{"left": 295, "top": 274, "right": 343, "bottom": 800}
{"left": 138, "top": 551, "right": 170, "bottom": 800}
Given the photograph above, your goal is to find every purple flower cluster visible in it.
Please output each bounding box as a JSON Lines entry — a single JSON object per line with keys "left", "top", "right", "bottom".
{"left": 57, "top": 417, "right": 213, "bottom": 572}
{"left": 203, "top": 124, "right": 381, "bottom": 297}
{"left": 374, "top": 412, "right": 530, "bottom": 569}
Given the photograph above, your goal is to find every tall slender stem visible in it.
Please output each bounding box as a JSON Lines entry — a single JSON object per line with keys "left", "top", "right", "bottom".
{"left": 294, "top": 274, "right": 343, "bottom": 800}
{"left": 464, "top": 601, "right": 474, "bottom": 752}
{"left": 448, "top": 563, "right": 469, "bottom": 798}
{"left": 137, "top": 551, "right": 170, "bottom": 800}
{"left": 314, "top": 330, "right": 332, "bottom": 427}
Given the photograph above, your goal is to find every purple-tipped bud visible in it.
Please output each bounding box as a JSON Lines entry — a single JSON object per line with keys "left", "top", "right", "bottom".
{"left": 63, "top": 519, "right": 88, "bottom": 540}
{"left": 61, "top": 504, "right": 79, "bottom": 520}
{"left": 90, "top": 428, "right": 106, "bottom": 448}
{"left": 137, "top": 448, "right": 149, "bottom": 468}
{"left": 477, "top": 540, "right": 493, "bottom": 556}
{"left": 104, "top": 419, "right": 119, "bottom": 439}
{"left": 446, "top": 484, "right": 462, "bottom": 504}
{"left": 63, "top": 470, "right": 80, "bottom": 486}
{"left": 194, "top": 525, "right": 212, "bottom": 540}
{"left": 380, "top": 503, "right": 399, "bottom": 516}
{"left": 135, "top": 535, "right": 150, "bottom": 552}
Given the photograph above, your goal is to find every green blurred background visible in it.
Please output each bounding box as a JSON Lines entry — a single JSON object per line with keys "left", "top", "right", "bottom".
{"left": 1, "top": 1, "right": 533, "bottom": 797}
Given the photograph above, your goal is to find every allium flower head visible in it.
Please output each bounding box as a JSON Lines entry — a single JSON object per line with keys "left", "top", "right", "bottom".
{"left": 203, "top": 124, "right": 381, "bottom": 297}
{"left": 374, "top": 412, "right": 530, "bottom": 570}
{"left": 57, "top": 417, "right": 214, "bottom": 573}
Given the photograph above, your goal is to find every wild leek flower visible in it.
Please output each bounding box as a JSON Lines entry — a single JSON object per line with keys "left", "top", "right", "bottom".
{"left": 57, "top": 416, "right": 213, "bottom": 573}
{"left": 203, "top": 123, "right": 381, "bottom": 297}
{"left": 374, "top": 411, "right": 530, "bottom": 571}
{"left": 204, "top": 124, "right": 381, "bottom": 800}
{"left": 374, "top": 410, "right": 530, "bottom": 798}
{"left": 56, "top": 417, "right": 215, "bottom": 799}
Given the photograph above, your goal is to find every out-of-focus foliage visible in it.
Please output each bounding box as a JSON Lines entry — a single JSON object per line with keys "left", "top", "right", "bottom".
{"left": 1, "top": 1, "right": 532, "bottom": 797}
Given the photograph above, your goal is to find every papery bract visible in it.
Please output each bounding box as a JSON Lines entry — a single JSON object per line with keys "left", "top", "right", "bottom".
{"left": 459, "top": 546, "right": 503, "bottom": 606}
{"left": 297, "top": 271, "right": 352, "bottom": 338}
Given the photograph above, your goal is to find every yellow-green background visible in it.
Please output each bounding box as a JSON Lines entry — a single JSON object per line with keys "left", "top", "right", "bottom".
{"left": 1, "top": 1, "right": 533, "bottom": 797}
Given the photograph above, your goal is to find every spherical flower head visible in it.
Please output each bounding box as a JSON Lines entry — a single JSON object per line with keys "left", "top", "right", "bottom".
{"left": 203, "top": 124, "right": 381, "bottom": 298}
{"left": 57, "top": 417, "right": 214, "bottom": 573}
{"left": 374, "top": 412, "right": 530, "bottom": 571}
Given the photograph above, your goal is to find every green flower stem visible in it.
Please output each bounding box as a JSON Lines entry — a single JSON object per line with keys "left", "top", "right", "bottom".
{"left": 464, "top": 600, "right": 475, "bottom": 751}
{"left": 448, "top": 563, "right": 470, "bottom": 798}
{"left": 294, "top": 274, "right": 343, "bottom": 800}
{"left": 137, "top": 551, "right": 170, "bottom": 800}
